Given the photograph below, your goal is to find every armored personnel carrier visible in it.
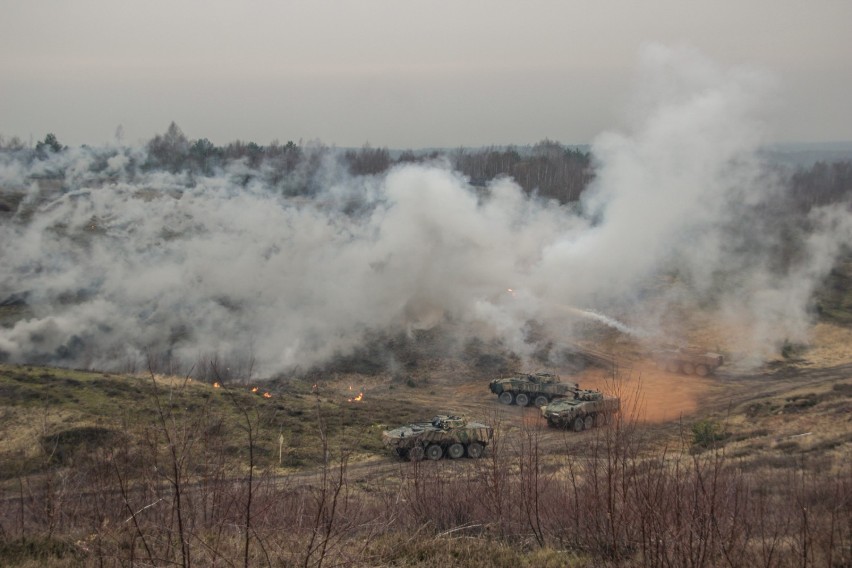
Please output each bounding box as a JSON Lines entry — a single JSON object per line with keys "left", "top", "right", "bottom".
{"left": 541, "top": 389, "right": 620, "bottom": 431}
{"left": 489, "top": 372, "right": 579, "bottom": 407}
{"left": 652, "top": 347, "right": 724, "bottom": 376}
{"left": 381, "top": 415, "right": 493, "bottom": 461}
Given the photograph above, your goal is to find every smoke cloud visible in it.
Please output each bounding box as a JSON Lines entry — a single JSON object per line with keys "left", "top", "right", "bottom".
{"left": 1, "top": 45, "right": 849, "bottom": 375}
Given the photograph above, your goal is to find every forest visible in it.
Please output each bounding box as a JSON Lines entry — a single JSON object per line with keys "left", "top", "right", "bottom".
{"left": 3, "top": 124, "right": 850, "bottom": 210}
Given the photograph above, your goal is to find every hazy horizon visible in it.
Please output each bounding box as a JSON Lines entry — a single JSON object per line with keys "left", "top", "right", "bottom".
{"left": 2, "top": 1, "right": 851, "bottom": 149}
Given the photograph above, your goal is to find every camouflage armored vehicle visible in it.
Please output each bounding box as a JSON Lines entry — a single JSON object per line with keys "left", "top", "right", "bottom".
{"left": 381, "top": 415, "right": 493, "bottom": 461}
{"left": 489, "top": 372, "right": 579, "bottom": 407}
{"left": 652, "top": 347, "right": 724, "bottom": 376}
{"left": 541, "top": 389, "right": 620, "bottom": 431}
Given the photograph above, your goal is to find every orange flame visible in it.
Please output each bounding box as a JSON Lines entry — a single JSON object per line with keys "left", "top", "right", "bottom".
{"left": 348, "top": 392, "right": 364, "bottom": 402}
{"left": 263, "top": 392, "right": 272, "bottom": 399}
{"left": 213, "top": 382, "right": 221, "bottom": 389}
{"left": 251, "top": 387, "right": 259, "bottom": 393}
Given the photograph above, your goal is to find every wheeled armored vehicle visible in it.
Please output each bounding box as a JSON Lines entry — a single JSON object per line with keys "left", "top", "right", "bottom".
{"left": 652, "top": 347, "right": 723, "bottom": 376}
{"left": 541, "top": 389, "right": 620, "bottom": 431}
{"left": 381, "top": 415, "right": 493, "bottom": 461}
{"left": 489, "top": 372, "right": 579, "bottom": 407}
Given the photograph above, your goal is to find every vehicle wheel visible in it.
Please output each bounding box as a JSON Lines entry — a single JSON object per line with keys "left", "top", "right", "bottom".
{"left": 584, "top": 415, "right": 594, "bottom": 430}
{"left": 426, "top": 444, "right": 443, "bottom": 461}
{"left": 408, "top": 446, "right": 424, "bottom": 462}
{"left": 498, "top": 391, "right": 514, "bottom": 405}
{"left": 515, "top": 393, "right": 530, "bottom": 407}
{"left": 695, "top": 364, "right": 709, "bottom": 377}
{"left": 534, "top": 395, "right": 549, "bottom": 407}
{"left": 572, "top": 416, "right": 585, "bottom": 432}
{"left": 447, "top": 443, "right": 464, "bottom": 459}
{"left": 467, "top": 442, "right": 484, "bottom": 459}
{"left": 682, "top": 363, "right": 695, "bottom": 375}
{"left": 596, "top": 413, "right": 608, "bottom": 427}
{"left": 666, "top": 361, "right": 680, "bottom": 373}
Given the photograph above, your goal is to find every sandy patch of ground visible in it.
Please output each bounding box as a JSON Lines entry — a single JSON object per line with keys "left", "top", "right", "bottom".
{"left": 549, "top": 362, "right": 718, "bottom": 424}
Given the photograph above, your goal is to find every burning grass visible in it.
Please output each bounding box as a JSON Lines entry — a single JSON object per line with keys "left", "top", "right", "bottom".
{"left": 0, "top": 363, "right": 445, "bottom": 482}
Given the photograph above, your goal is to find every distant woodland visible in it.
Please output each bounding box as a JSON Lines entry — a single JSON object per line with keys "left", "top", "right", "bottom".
{"left": 1, "top": 123, "right": 851, "bottom": 210}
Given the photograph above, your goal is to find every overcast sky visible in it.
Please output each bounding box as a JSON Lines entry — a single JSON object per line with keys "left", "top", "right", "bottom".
{"left": 2, "top": 0, "right": 850, "bottom": 149}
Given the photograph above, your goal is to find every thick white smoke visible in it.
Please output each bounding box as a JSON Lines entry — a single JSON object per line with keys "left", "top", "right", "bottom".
{"left": 0, "top": 45, "right": 849, "bottom": 375}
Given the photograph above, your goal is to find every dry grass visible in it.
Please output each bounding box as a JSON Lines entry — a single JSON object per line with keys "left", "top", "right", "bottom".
{"left": 0, "top": 310, "right": 851, "bottom": 566}
{"left": 700, "top": 375, "right": 852, "bottom": 476}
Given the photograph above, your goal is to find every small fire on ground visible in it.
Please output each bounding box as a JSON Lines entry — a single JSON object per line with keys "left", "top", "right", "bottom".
{"left": 211, "top": 382, "right": 272, "bottom": 398}
{"left": 251, "top": 386, "right": 273, "bottom": 398}
{"left": 347, "top": 385, "right": 364, "bottom": 402}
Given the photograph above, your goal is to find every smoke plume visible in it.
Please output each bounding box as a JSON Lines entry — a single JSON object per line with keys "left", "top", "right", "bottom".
{"left": 1, "top": 45, "right": 849, "bottom": 375}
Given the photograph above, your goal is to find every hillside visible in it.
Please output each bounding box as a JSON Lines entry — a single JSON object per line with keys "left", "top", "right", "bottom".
{"left": 1, "top": 132, "right": 851, "bottom": 566}
{"left": 1, "top": 313, "right": 850, "bottom": 567}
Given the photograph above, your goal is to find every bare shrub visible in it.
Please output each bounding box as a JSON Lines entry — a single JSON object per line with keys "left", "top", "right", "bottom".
{"left": 2, "top": 363, "right": 850, "bottom": 567}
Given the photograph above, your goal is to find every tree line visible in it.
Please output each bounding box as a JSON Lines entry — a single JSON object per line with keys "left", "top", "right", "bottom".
{"left": 2, "top": 125, "right": 851, "bottom": 209}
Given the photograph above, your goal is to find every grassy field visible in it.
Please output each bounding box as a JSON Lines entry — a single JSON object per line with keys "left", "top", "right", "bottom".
{"left": 0, "top": 339, "right": 850, "bottom": 567}
{"left": 0, "top": 363, "right": 446, "bottom": 481}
